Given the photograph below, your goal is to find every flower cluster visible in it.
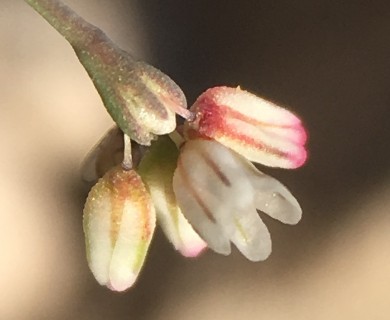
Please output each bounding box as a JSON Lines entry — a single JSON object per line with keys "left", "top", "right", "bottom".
{"left": 83, "top": 86, "right": 307, "bottom": 291}
{"left": 23, "top": 0, "right": 307, "bottom": 294}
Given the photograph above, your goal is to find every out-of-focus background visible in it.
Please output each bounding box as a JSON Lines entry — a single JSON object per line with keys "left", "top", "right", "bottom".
{"left": 1, "top": 1, "right": 390, "bottom": 319}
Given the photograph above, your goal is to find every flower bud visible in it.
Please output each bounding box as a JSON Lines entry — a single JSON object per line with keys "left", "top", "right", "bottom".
{"left": 184, "top": 86, "right": 307, "bottom": 169}
{"left": 83, "top": 166, "right": 156, "bottom": 291}
{"left": 74, "top": 35, "right": 187, "bottom": 145}
{"left": 138, "top": 136, "right": 206, "bottom": 257}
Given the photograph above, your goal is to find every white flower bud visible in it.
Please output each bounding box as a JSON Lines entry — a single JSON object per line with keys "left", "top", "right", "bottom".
{"left": 83, "top": 166, "right": 156, "bottom": 291}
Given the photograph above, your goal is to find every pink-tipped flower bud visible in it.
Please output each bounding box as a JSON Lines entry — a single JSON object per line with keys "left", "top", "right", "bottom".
{"left": 184, "top": 86, "right": 308, "bottom": 169}
{"left": 83, "top": 166, "right": 156, "bottom": 291}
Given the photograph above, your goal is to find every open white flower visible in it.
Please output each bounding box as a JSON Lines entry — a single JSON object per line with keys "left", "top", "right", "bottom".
{"left": 173, "top": 139, "right": 302, "bottom": 261}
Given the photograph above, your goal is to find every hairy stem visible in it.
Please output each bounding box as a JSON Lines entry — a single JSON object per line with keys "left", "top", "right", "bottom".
{"left": 24, "top": 0, "right": 103, "bottom": 47}
{"left": 25, "top": 0, "right": 194, "bottom": 145}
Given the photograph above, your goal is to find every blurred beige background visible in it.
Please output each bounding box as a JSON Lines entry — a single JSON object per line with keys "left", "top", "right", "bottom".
{"left": 1, "top": 1, "right": 390, "bottom": 319}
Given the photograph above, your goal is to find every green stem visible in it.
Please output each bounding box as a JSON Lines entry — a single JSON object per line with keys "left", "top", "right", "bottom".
{"left": 25, "top": 0, "right": 193, "bottom": 146}
{"left": 122, "top": 134, "right": 133, "bottom": 170}
{"left": 24, "top": 0, "right": 101, "bottom": 47}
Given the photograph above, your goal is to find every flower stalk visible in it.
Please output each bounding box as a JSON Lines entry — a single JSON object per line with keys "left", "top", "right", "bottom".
{"left": 122, "top": 134, "right": 132, "bottom": 170}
